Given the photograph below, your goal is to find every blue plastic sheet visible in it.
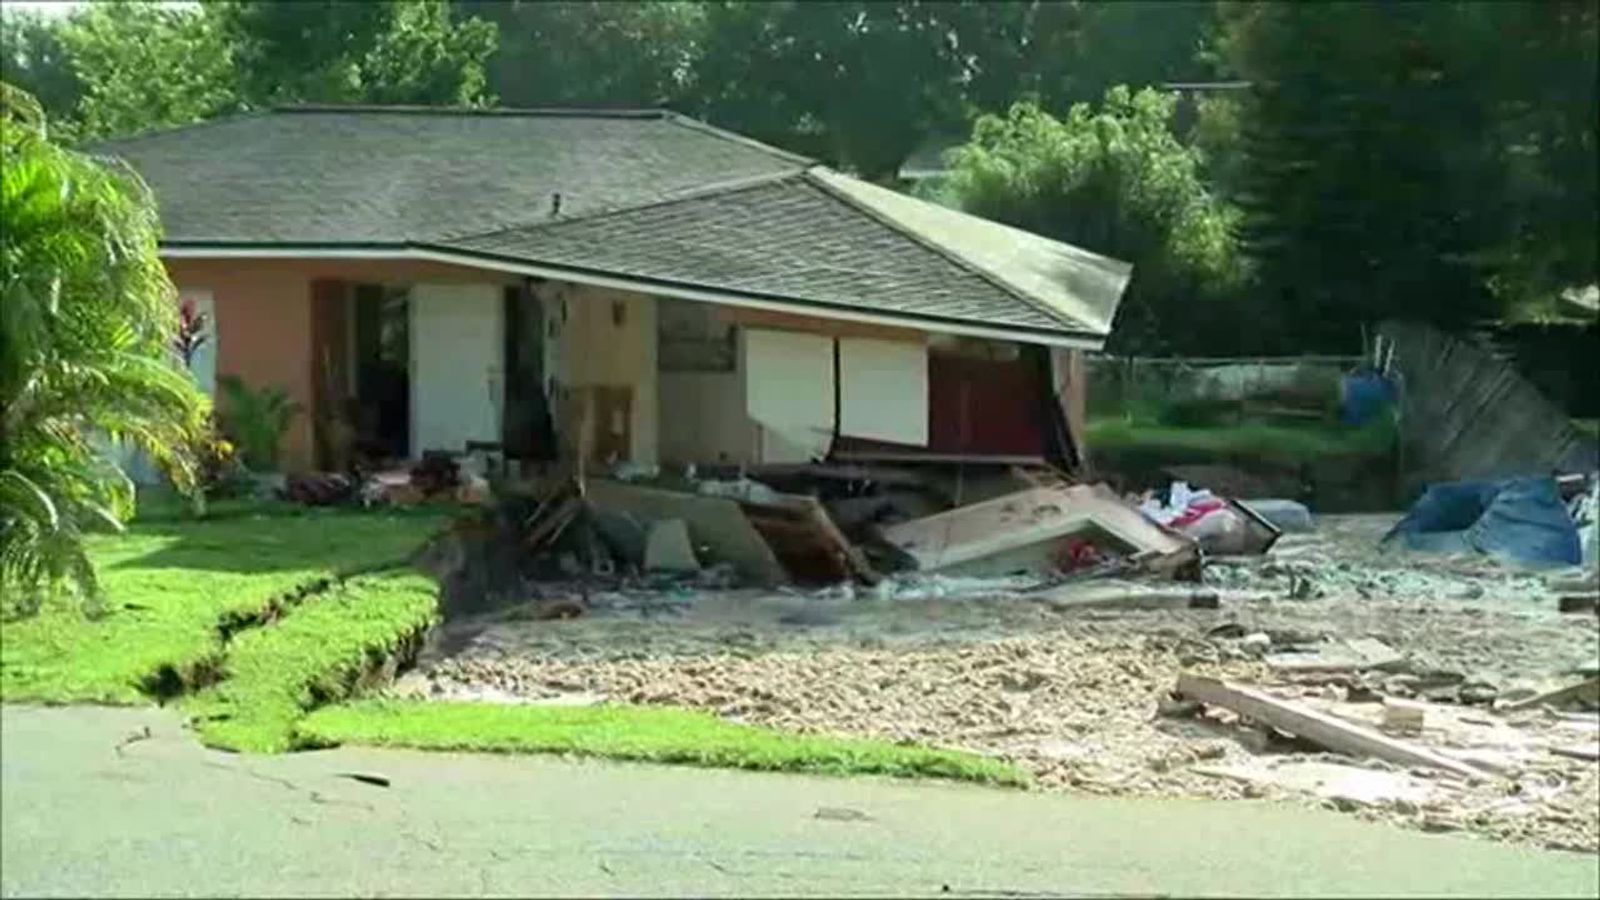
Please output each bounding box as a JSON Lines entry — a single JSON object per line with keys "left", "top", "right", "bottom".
{"left": 1382, "top": 477, "right": 1581, "bottom": 568}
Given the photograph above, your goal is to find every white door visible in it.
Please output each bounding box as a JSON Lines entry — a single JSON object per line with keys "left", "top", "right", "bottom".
{"left": 410, "top": 284, "right": 503, "bottom": 456}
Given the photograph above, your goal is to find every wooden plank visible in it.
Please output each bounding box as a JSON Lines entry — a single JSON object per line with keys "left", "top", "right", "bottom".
{"left": 1031, "top": 583, "right": 1234, "bottom": 611}
{"left": 1175, "top": 674, "right": 1484, "bottom": 779}
{"left": 1498, "top": 676, "right": 1600, "bottom": 712}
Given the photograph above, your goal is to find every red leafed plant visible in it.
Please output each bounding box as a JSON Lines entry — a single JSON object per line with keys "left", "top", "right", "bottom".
{"left": 173, "top": 298, "right": 208, "bottom": 367}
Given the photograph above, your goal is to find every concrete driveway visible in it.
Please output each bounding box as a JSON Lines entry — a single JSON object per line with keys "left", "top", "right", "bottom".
{"left": 3, "top": 704, "right": 1595, "bottom": 897}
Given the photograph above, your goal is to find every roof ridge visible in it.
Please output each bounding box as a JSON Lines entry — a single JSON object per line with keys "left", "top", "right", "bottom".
{"left": 800, "top": 168, "right": 1090, "bottom": 332}
{"left": 660, "top": 111, "right": 816, "bottom": 167}
{"left": 271, "top": 104, "right": 670, "bottom": 119}
{"left": 81, "top": 107, "right": 273, "bottom": 150}
{"left": 436, "top": 169, "right": 809, "bottom": 244}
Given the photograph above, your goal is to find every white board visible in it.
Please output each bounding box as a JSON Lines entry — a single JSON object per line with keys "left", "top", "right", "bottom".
{"left": 839, "top": 337, "right": 928, "bottom": 445}
{"left": 411, "top": 284, "right": 503, "bottom": 455}
{"left": 743, "top": 328, "right": 834, "bottom": 462}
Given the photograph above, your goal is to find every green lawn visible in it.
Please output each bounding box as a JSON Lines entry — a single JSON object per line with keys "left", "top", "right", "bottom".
{"left": 0, "top": 508, "right": 449, "bottom": 704}
{"left": 185, "top": 572, "right": 440, "bottom": 752}
{"left": 5, "top": 500, "right": 1026, "bottom": 788}
{"left": 299, "top": 700, "right": 1030, "bottom": 787}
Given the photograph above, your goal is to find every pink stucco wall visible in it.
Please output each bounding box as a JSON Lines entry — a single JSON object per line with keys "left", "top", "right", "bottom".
{"left": 164, "top": 257, "right": 511, "bottom": 471}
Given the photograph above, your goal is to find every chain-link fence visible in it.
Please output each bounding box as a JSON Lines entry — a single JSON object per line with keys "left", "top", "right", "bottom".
{"left": 1087, "top": 355, "right": 1364, "bottom": 425}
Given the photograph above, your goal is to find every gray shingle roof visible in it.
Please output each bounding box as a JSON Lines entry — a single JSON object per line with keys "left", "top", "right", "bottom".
{"left": 90, "top": 107, "right": 807, "bottom": 244}
{"left": 443, "top": 171, "right": 1099, "bottom": 334}
{"left": 95, "top": 106, "right": 1130, "bottom": 341}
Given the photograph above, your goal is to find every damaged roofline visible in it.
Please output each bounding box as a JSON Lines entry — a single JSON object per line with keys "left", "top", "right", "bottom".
{"left": 158, "top": 242, "right": 1108, "bottom": 350}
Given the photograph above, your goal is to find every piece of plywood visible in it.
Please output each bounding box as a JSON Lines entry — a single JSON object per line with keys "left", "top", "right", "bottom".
{"left": 1176, "top": 675, "right": 1483, "bottom": 780}
{"left": 878, "top": 484, "right": 1194, "bottom": 573}
{"left": 839, "top": 337, "right": 928, "bottom": 446}
{"left": 584, "top": 480, "right": 786, "bottom": 585}
{"left": 744, "top": 328, "right": 835, "bottom": 462}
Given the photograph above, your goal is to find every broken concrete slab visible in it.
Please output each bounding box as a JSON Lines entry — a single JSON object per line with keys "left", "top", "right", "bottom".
{"left": 644, "top": 520, "right": 699, "bottom": 573}
{"left": 877, "top": 484, "right": 1197, "bottom": 578}
{"left": 585, "top": 480, "right": 786, "bottom": 586}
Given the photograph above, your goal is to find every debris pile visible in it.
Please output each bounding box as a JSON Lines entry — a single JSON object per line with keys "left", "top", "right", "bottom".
{"left": 400, "top": 459, "right": 1281, "bottom": 622}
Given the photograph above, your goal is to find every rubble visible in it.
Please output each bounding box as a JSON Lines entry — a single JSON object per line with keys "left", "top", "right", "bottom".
{"left": 396, "top": 481, "right": 1598, "bottom": 854}
{"left": 343, "top": 449, "right": 1600, "bottom": 852}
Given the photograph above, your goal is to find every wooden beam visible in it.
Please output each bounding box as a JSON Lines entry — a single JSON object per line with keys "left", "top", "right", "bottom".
{"left": 1175, "top": 674, "right": 1484, "bottom": 780}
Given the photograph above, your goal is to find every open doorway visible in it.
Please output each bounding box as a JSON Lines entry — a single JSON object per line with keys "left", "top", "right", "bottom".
{"left": 352, "top": 283, "right": 411, "bottom": 460}
{"left": 502, "top": 281, "right": 556, "bottom": 464}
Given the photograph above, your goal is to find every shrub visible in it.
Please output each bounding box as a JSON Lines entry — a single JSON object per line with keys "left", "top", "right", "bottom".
{"left": 217, "top": 376, "right": 300, "bottom": 471}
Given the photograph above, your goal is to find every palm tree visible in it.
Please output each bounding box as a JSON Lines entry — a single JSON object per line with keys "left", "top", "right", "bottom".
{"left": 0, "top": 83, "right": 208, "bottom": 616}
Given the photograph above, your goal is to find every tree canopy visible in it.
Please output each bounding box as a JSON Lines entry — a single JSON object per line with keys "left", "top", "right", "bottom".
{"left": 2, "top": 0, "right": 1594, "bottom": 355}
{"left": 941, "top": 89, "right": 1245, "bottom": 355}
{"left": 1217, "top": 0, "right": 1597, "bottom": 349}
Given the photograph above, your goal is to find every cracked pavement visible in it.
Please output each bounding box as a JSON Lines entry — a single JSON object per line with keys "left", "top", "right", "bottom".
{"left": 3, "top": 705, "right": 1597, "bottom": 897}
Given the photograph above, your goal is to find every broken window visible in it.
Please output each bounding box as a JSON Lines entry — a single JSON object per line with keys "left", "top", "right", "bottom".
{"left": 657, "top": 297, "right": 736, "bottom": 372}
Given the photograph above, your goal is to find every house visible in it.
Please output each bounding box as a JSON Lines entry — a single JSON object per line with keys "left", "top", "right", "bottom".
{"left": 95, "top": 106, "right": 1131, "bottom": 474}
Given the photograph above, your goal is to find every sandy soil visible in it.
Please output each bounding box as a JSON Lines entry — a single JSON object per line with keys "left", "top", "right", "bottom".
{"left": 397, "top": 515, "right": 1600, "bottom": 854}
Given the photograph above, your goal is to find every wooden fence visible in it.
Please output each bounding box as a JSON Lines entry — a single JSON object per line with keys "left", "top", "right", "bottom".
{"left": 1380, "top": 320, "right": 1598, "bottom": 484}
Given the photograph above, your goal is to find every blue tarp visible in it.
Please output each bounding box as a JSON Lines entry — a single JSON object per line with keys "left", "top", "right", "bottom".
{"left": 1339, "top": 370, "right": 1396, "bottom": 426}
{"left": 1382, "top": 477, "right": 1581, "bottom": 568}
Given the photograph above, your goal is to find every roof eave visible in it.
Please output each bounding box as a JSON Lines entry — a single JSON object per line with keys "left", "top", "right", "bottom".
{"left": 155, "top": 241, "right": 1109, "bottom": 350}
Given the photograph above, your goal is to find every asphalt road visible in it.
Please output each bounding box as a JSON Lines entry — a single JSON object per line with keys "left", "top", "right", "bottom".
{"left": 2, "top": 705, "right": 1596, "bottom": 898}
